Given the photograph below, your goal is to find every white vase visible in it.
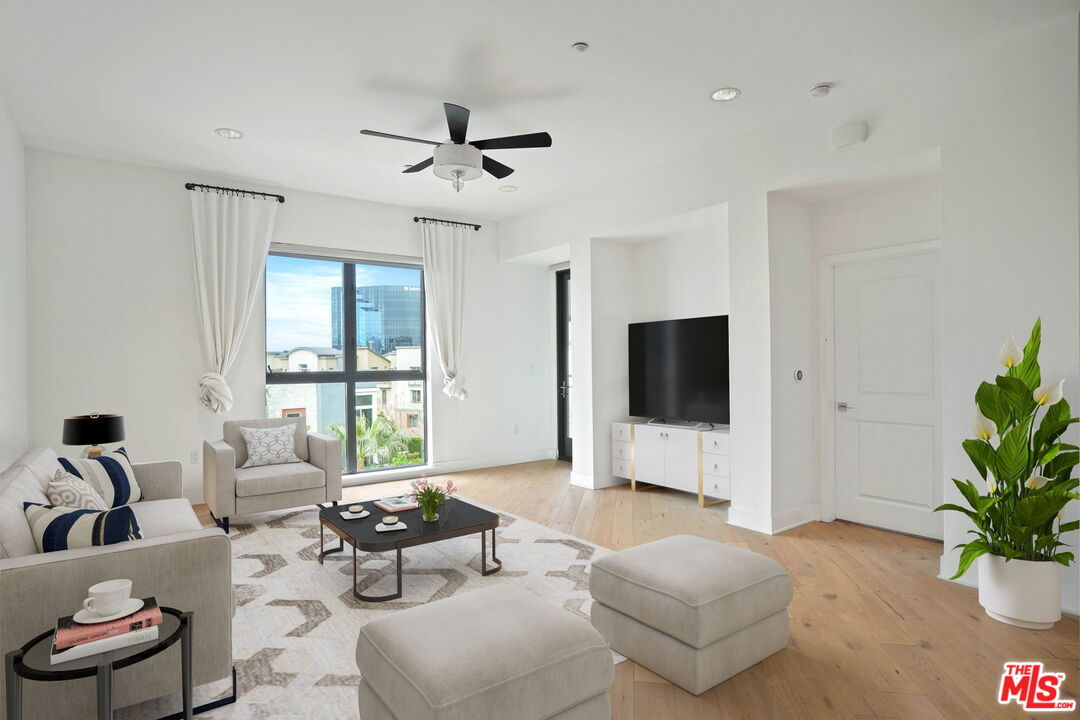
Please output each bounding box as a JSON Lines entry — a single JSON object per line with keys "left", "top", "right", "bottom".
{"left": 977, "top": 554, "right": 1061, "bottom": 629}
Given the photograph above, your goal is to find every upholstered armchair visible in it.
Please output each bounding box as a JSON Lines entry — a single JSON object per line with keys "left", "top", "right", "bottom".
{"left": 203, "top": 417, "right": 342, "bottom": 531}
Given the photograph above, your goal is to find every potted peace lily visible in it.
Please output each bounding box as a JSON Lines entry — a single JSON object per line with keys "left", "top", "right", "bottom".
{"left": 935, "top": 318, "right": 1078, "bottom": 629}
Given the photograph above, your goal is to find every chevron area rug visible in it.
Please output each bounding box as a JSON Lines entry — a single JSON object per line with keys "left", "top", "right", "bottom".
{"left": 119, "top": 499, "right": 615, "bottom": 719}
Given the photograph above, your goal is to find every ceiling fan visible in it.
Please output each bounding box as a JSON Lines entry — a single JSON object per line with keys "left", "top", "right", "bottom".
{"left": 361, "top": 103, "right": 552, "bottom": 192}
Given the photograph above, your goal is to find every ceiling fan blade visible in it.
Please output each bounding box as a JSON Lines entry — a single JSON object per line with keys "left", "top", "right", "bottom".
{"left": 472, "top": 132, "right": 552, "bottom": 150}
{"left": 482, "top": 155, "right": 515, "bottom": 179}
{"left": 402, "top": 157, "right": 434, "bottom": 174}
{"left": 360, "top": 129, "right": 441, "bottom": 146}
{"left": 444, "top": 103, "right": 470, "bottom": 144}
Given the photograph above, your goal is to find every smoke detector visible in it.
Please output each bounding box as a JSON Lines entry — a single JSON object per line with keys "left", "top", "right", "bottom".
{"left": 809, "top": 83, "right": 833, "bottom": 99}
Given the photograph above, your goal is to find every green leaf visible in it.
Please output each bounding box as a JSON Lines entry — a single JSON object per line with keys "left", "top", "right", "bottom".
{"left": 996, "top": 416, "right": 1032, "bottom": 483}
{"left": 1059, "top": 520, "right": 1079, "bottom": 533}
{"left": 1045, "top": 451, "right": 1079, "bottom": 479}
{"left": 973, "top": 495, "right": 1001, "bottom": 518}
{"left": 975, "top": 382, "right": 1009, "bottom": 432}
{"left": 1052, "top": 552, "right": 1075, "bottom": 567}
{"left": 1014, "top": 494, "right": 1061, "bottom": 527}
{"left": 951, "top": 540, "right": 992, "bottom": 579}
{"left": 934, "top": 502, "right": 980, "bottom": 524}
{"left": 1034, "top": 399, "right": 1078, "bottom": 449}
{"left": 950, "top": 478, "right": 981, "bottom": 509}
{"left": 1038, "top": 444, "right": 1062, "bottom": 466}
{"left": 962, "top": 439, "right": 995, "bottom": 480}
{"left": 1008, "top": 317, "right": 1041, "bottom": 389}
{"left": 997, "top": 375, "right": 1037, "bottom": 419}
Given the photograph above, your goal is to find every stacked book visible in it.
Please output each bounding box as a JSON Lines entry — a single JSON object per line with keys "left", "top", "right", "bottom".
{"left": 374, "top": 495, "right": 419, "bottom": 512}
{"left": 50, "top": 597, "right": 162, "bottom": 665}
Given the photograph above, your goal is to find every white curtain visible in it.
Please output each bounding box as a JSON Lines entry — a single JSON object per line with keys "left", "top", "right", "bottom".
{"left": 190, "top": 190, "right": 279, "bottom": 413}
{"left": 421, "top": 221, "right": 470, "bottom": 400}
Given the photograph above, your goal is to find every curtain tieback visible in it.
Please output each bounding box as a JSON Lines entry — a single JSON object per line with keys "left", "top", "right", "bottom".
{"left": 442, "top": 374, "right": 468, "bottom": 401}
{"left": 199, "top": 372, "right": 234, "bottom": 413}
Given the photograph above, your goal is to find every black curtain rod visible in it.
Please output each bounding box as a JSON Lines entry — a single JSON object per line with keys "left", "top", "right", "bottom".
{"left": 185, "top": 182, "right": 285, "bottom": 204}
{"left": 413, "top": 216, "right": 481, "bottom": 231}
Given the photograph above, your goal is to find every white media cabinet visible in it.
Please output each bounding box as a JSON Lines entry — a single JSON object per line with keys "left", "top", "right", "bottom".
{"left": 611, "top": 422, "right": 730, "bottom": 507}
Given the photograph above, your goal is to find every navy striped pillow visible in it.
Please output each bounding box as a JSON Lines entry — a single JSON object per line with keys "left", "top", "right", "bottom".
{"left": 57, "top": 447, "right": 142, "bottom": 507}
{"left": 23, "top": 503, "right": 142, "bottom": 553}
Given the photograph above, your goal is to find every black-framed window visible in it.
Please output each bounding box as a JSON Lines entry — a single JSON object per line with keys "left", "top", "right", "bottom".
{"left": 264, "top": 252, "right": 427, "bottom": 474}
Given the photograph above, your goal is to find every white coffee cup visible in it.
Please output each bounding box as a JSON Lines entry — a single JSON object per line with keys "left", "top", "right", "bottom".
{"left": 82, "top": 579, "right": 132, "bottom": 617}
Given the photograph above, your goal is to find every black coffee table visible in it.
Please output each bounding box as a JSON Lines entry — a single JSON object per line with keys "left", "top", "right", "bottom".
{"left": 318, "top": 497, "right": 502, "bottom": 602}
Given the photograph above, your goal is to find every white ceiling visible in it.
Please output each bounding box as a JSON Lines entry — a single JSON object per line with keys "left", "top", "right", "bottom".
{"left": 0, "top": 0, "right": 1076, "bottom": 220}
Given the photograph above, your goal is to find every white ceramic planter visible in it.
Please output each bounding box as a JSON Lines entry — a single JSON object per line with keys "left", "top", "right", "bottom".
{"left": 977, "top": 554, "right": 1061, "bottom": 629}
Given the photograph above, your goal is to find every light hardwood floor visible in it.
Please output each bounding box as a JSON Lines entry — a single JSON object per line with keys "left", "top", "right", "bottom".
{"left": 198, "top": 459, "right": 1079, "bottom": 719}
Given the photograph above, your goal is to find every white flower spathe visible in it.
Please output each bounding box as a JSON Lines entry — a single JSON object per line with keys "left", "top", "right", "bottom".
{"left": 1033, "top": 377, "right": 1065, "bottom": 407}
{"left": 973, "top": 410, "right": 996, "bottom": 441}
{"left": 999, "top": 335, "right": 1023, "bottom": 368}
{"left": 986, "top": 478, "right": 998, "bottom": 495}
{"left": 1025, "top": 475, "right": 1050, "bottom": 490}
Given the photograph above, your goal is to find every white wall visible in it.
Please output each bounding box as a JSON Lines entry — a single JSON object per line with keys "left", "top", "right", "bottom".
{"left": 631, "top": 224, "right": 729, "bottom": 323}
{"left": 25, "top": 149, "right": 555, "bottom": 499}
{"left": 766, "top": 194, "right": 817, "bottom": 531}
{"left": 0, "top": 94, "right": 26, "bottom": 468}
{"left": 568, "top": 214, "right": 731, "bottom": 489}
{"left": 499, "top": 15, "right": 1080, "bottom": 611}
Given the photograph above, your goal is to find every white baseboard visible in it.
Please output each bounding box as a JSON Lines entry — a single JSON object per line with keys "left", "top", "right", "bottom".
{"left": 570, "top": 472, "right": 629, "bottom": 490}
{"left": 727, "top": 504, "right": 819, "bottom": 535}
{"left": 771, "top": 503, "right": 820, "bottom": 533}
{"left": 939, "top": 552, "right": 1080, "bottom": 616}
{"left": 726, "top": 507, "right": 773, "bottom": 535}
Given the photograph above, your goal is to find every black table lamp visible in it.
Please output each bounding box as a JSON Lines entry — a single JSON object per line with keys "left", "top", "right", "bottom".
{"left": 62, "top": 413, "right": 125, "bottom": 458}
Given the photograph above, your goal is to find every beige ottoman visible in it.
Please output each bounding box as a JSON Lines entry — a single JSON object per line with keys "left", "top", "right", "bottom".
{"left": 589, "top": 534, "right": 792, "bottom": 695}
{"left": 355, "top": 585, "right": 614, "bottom": 720}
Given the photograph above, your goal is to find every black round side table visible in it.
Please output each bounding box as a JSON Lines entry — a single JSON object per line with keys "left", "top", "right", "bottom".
{"left": 4, "top": 606, "right": 192, "bottom": 720}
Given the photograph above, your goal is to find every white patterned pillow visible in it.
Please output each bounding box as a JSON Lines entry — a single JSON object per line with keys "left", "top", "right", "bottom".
{"left": 47, "top": 469, "right": 108, "bottom": 510}
{"left": 239, "top": 425, "right": 301, "bottom": 468}
{"left": 57, "top": 447, "right": 142, "bottom": 507}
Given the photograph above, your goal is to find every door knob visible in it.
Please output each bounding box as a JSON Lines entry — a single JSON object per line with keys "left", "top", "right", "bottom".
{"left": 837, "top": 401, "right": 855, "bottom": 411}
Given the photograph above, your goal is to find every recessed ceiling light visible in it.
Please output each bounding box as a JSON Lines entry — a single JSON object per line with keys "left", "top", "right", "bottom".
{"left": 215, "top": 127, "right": 243, "bottom": 139}
{"left": 710, "top": 88, "right": 741, "bottom": 102}
{"left": 809, "top": 83, "right": 833, "bottom": 99}
{"left": 571, "top": 42, "right": 589, "bottom": 53}
{"left": 499, "top": 185, "right": 518, "bottom": 192}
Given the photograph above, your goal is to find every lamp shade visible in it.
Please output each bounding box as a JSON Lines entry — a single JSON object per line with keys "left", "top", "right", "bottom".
{"left": 62, "top": 414, "right": 125, "bottom": 446}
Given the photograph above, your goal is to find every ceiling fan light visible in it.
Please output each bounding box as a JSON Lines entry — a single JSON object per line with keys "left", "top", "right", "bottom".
{"left": 433, "top": 143, "right": 483, "bottom": 192}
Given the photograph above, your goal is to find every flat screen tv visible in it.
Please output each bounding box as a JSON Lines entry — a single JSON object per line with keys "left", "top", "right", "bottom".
{"left": 628, "top": 315, "right": 729, "bottom": 424}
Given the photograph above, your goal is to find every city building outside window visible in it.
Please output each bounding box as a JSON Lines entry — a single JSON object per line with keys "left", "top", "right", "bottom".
{"left": 264, "top": 253, "right": 427, "bottom": 473}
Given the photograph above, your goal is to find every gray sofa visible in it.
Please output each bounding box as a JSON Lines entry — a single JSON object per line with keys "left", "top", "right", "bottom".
{"left": 202, "top": 417, "right": 341, "bottom": 531}
{"left": 0, "top": 447, "right": 233, "bottom": 720}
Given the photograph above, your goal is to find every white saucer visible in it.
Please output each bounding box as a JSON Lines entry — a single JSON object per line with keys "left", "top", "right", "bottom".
{"left": 340, "top": 510, "right": 370, "bottom": 520}
{"left": 73, "top": 598, "right": 144, "bottom": 624}
{"left": 375, "top": 522, "right": 408, "bottom": 533}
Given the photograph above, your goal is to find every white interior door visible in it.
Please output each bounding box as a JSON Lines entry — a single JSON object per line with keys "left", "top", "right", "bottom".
{"left": 833, "top": 251, "right": 943, "bottom": 539}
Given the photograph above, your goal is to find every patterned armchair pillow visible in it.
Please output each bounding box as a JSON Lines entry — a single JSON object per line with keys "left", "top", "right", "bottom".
{"left": 239, "top": 425, "right": 302, "bottom": 468}
{"left": 23, "top": 503, "right": 142, "bottom": 553}
{"left": 57, "top": 447, "right": 142, "bottom": 507}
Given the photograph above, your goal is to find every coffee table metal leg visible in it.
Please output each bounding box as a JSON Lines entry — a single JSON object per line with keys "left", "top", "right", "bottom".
{"left": 352, "top": 544, "right": 404, "bottom": 602}
{"left": 5, "top": 651, "right": 21, "bottom": 720}
{"left": 97, "top": 662, "right": 113, "bottom": 720}
{"left": 481, "top": 528, "right": 502, "bottom": 576}
{"left": 317, "top": 520, "right": 343, "bottom": 564}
